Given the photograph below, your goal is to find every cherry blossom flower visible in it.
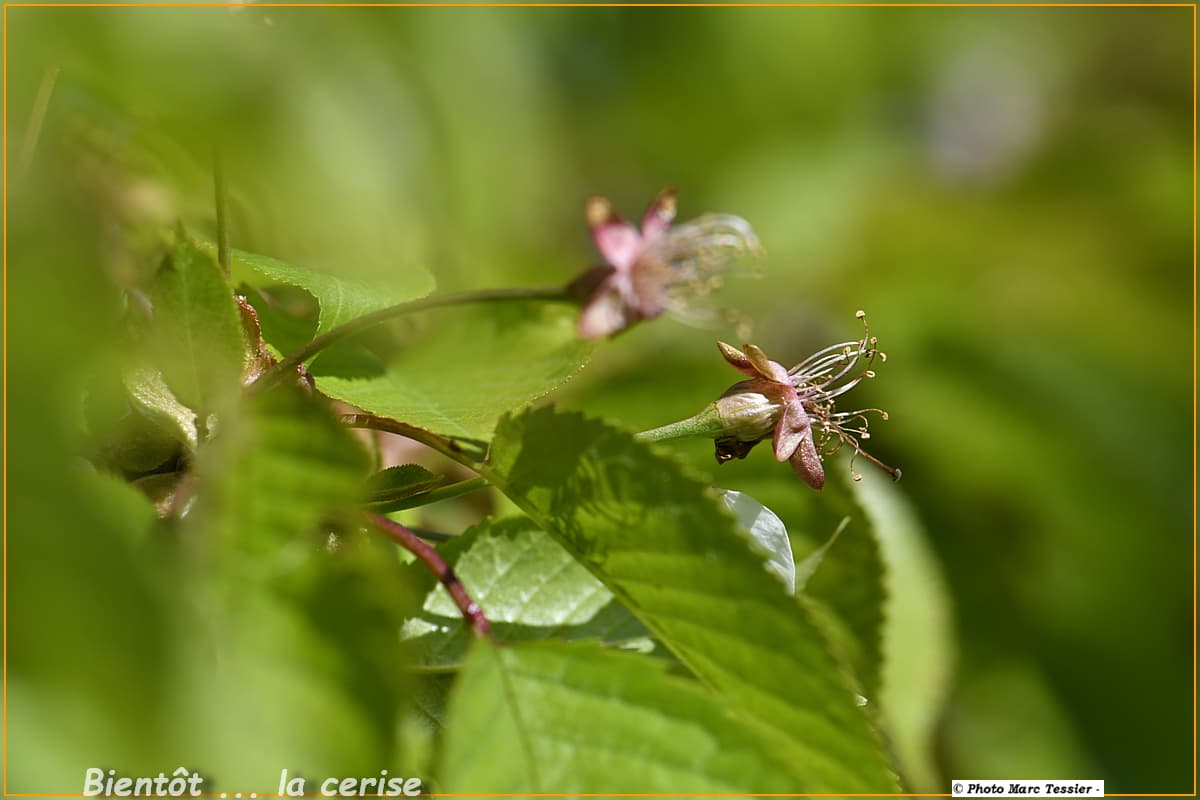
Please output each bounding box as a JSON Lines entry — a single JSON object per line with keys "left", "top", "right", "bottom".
{"left": 712, "top": 312, "right": 901, "bottom": 489}
{"left": 569, "top": 188, "right": 762, "bottom": 339}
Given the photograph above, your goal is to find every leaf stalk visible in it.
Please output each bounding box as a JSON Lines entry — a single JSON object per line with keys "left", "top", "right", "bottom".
{"left": 366, "top": 476, "right": 490, "bottom": 513}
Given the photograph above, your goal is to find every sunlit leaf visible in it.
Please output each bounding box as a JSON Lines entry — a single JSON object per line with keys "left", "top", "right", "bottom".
{"left": 716, "top": 488, "right": 795, "bottom": 594}
{"left": 225, "top": 246, "right": 434, "bottom": 336}
{"left": 555, "top": 353, "right": 890, "bottom": 700}
{"left": 439, "top": 641, "right": 808, "bottom": 793}
{"left": 316, "top": 303, "right": 591, "bottom": 440}
{"left": 123, "top": 365, "right": 199, "bottom": 452}
{"left": 482, "top": 407, "right": 898, "bottom": 793}
{"left": 402, "top": 516, "right": 649, "bottom": 670}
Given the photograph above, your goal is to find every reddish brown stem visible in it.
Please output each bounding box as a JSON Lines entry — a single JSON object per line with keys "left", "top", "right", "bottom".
{"left": 364, "top": 512, "right": 491, "bottom": 638}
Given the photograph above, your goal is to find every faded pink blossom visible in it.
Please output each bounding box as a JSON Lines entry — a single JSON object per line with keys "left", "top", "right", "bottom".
{"left": 712, "top": 312, "right": 900, "bottom": 490}
{"left": 570, "top": 188, "right": 761, "bottom": 339}
{"left": 716, "top": 341, "right": 827, "bottom": 489}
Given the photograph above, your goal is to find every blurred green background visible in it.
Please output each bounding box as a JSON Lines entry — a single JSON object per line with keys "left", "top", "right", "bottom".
{"left": 5, "top": 5, "right": 1193, "bottom": 794}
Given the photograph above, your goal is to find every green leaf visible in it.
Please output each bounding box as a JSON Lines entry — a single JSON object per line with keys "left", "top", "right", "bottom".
{"left": 794, "top": 516, "right": 848, "bottom": 593}
{"left": 439, "top": 641, "right": 808, "bottom": 793}
{"left": 365, "top": 464, "right": 446, "bottom": 502}
{"left": 794, "top": 470, "right": 889, "bottom": 705}
{"left": 145, "top": 237, "right": 245, "bottom": 416}
{"left": 123, "top": 365, "right": 200, "bottom": 452}
{"left": 8, "top": 402, "right": 181, "bottom": 791}
{"left": 83, "top": 363, "right": 196, "bottom": 476}
{"left": 193, "top": 387, "right": 370, "bottom": 561}
{"left": 481, "top": 407, "right": 898, "bottom": 793}
{"left": 226, "top": 246, "right": 434, "bottom": 336}
{"left": 716, "top": 489, "right": 795, "bottom": 594}
{"left": 401, "top": 516, "right": 650, "bottom": 669}
{"left": 179, "top": 387, "right": 414, "bottom": 788}
{"left": 316, "top": 303, "right": 592, "bottom": 440}
{"left": 942, "top": 658, "right": 1098, "bottom": 781}
{"left": 397, "top": 673, "right": 452, "bottom": 785}
{"left": 238, "top": 284, "right": 320, "bottom": 360}
{"left": 410, "top": 672, "right": 457, "bottom": 734}
{"left": 854, "top": 468, "right": 955, "bottom": 792}
{"left": 76, "top": 467, "right": 162, "bottom": 548}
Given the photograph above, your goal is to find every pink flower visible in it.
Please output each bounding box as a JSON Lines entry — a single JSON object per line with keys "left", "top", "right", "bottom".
{"left": 716, "top": 341, "right": 827, "bottom": 489}
{"left": 570, "top": 188, "right": 761, "bottom": 339}
{"left": 712, "top": 312, "right": 900, "bottom": 490}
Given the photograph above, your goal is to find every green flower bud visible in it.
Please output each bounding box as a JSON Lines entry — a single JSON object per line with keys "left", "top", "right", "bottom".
{"left": 713, "top": 380, "right": 782, "bottom": 443}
